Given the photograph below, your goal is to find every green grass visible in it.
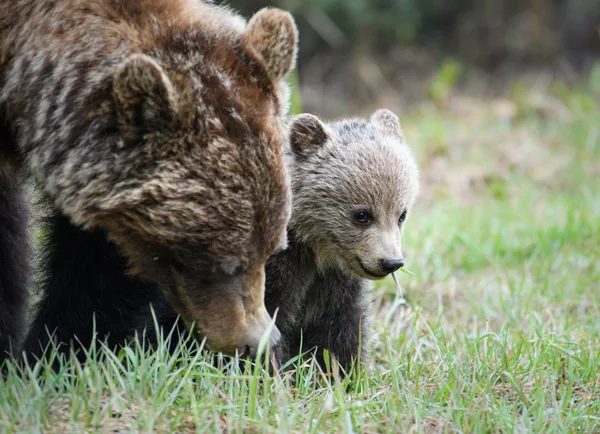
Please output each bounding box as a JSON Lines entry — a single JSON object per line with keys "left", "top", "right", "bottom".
{"left": 2, "top": 74, "right": 599, "bottom": 433}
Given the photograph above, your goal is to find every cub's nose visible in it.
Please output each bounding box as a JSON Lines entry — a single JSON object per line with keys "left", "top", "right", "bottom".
{"left": 380, "top": 258, "right": 404, "bottom": 274}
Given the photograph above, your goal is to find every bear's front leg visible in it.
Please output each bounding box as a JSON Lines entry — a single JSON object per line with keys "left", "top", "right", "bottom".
{"left": 21, "top": 213, "right": 181, "bottom": 363}
{"left": 0, "top": 164, "right": 29, "bottom": 364}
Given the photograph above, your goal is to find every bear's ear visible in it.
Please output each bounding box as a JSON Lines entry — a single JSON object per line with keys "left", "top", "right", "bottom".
{"left": 242, "top": 8, "right": 298, "bottom": 81}
{"left": 113, "top": 54, "right": 178, "bottom": 136}
{"left": 370, "top": 109, "right": 405, "bottom": 142}
{"left": 289, "top": 114, "right": 329, "bottom": 157}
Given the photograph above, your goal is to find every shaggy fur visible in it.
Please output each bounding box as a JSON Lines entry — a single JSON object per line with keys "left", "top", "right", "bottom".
{"left": 0, "top": 0, "right": 297, "bottom": 360}
{"left": 264, "top": 110, "right": 420, "bottom": 374}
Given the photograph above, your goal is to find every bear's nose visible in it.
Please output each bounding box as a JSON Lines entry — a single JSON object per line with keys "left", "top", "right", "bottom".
{"left": 380, "top": 258, "right": 404, "bottom": 274}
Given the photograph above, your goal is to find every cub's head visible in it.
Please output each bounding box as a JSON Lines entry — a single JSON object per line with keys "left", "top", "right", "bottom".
{"left": 103, "top": 7, "right": 298, "bottom": 356}
{"left": 288, "top": 110, "right": 419, "bottom": 280}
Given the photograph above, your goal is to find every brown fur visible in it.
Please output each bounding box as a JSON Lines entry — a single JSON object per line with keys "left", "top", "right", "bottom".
{"left": 0, "top": 0, "right": 297, "bottom": 356}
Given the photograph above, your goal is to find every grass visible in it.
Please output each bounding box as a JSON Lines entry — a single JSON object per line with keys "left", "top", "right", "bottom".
{"left": 2, "top": 71, "right": 599, "bottom": 433}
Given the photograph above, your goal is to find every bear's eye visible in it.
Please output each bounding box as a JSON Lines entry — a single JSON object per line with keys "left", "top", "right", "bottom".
{"left": 399, "top": 211, "right": 407, "bottom": 223}
{"left": 353, "top": 210, "right": 372, "bottom": 225}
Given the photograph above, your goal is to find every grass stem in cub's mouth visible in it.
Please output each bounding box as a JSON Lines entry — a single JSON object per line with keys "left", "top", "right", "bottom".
{"left": 391, "top": 271, "right": 406, "bottom": 303}
{"left": 398, "top": 267, "right": 415, "bottom": 276}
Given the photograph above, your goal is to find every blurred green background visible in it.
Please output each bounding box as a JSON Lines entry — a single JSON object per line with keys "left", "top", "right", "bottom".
{"left": 226, "top": 0, "right": 600, "bottom": 117}
{"left": 231, "top": 0, "right": 599, "bottom": 64}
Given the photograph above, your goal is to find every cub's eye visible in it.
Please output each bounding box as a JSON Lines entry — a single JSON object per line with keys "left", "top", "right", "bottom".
{"left": 399, "top": 211, "right": 407, "bottom": 223}
{"left": 353, "top": 210, "right": 372, "bottom": 225}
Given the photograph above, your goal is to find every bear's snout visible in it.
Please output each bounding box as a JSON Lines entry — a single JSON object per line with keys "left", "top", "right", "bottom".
{"left": 243, "top": 304, "right": 281, "bottom": 357}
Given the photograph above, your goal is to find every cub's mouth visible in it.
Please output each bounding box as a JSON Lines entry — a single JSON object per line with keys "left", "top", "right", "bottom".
{"left": 357, "top": 258, "right": 388, "bottom": 279}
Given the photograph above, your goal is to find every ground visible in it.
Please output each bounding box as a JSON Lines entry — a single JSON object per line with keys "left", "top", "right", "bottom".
{"left": 1, "top": 63, "right": 599, "bottom": 433}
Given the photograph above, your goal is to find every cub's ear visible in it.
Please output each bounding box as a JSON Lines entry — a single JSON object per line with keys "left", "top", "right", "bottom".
{"left": 243, "top": 8, "right": 298, "bottom": 81}
{"left": 289, "top": 114, "right": 329, "bottom": 157}
{"left": 370, "top": 109, "right": 404, "bottom": 142}
{"left": 113, "top": 54, "right": 178, "bottom": 136}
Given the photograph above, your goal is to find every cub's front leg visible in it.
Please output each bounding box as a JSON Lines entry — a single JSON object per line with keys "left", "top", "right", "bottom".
{"left": 293, "top": 272, "right": 372, "bottom": 377}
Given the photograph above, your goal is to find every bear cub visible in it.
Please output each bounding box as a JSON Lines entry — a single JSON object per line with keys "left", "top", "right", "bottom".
{"left": 264, "top": 109, "right": 419, "bottom": 375}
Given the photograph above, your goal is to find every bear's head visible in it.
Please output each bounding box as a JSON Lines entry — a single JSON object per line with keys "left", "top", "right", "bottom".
{"left": 287, "top": 110, "right": 419, "bottom": 280}
{"left": 99, "top": 7, "right": 298, "bottom": 356}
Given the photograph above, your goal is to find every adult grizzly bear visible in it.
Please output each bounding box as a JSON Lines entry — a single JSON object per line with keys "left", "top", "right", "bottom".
{"left": 0, "top": 0, "right": 297, "bottom": 362}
